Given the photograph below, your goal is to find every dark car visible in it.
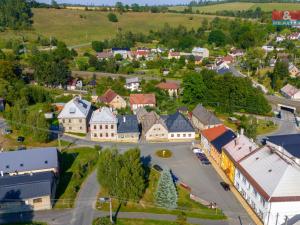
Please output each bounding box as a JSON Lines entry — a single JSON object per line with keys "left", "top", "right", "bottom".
{"left": 201, "top": 159, "right": 211, "bottom": 165}
{"left": 220, "top": 182, "right": 230, "bottom": 191}
{"left": 17, "top": 146, "right": 26, "bottom": 151}
{"left": 2, "top": 128, "right": 12, "bottom": 135}
{"left": 153, "top": 164, "right": 163, "bottom": 173}
{"left": 17, "top": 136, "right": 25, "bottom": 143}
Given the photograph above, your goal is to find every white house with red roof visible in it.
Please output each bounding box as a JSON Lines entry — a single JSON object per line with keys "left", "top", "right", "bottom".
{"left": 129, "top": 93, "right": 156, "bottom": 113}
{"left": 168, "top": 51, "right": 181, "bottom": 59}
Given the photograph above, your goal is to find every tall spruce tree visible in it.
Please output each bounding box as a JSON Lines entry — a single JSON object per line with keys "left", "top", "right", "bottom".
{"left": 155, "top": 168, "right": 178, "bottom": 209}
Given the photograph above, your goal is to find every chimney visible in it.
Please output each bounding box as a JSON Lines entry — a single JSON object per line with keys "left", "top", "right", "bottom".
{"left": 123, "top": 116, "right": 126, "bottom": 123}
{"left": 240, "top": 128, "right": 244, "bottom": 136}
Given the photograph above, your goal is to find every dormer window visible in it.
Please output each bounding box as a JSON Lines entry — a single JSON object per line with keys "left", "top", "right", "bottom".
{"left": 45, "top": 160, "right": 48, "bottom": 164}
{"left": 6, "top": 165, "right": 9, "bottom": 169}
{"left": 20, "top": 163, "right": 24, "bottom": 167}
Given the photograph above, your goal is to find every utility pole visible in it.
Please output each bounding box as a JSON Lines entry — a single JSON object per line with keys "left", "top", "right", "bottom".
{"left": 109, "top": 197, "right": 113, "bottom": 223}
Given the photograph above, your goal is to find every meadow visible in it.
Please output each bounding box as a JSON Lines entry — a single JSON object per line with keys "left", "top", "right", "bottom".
{"left": 169, "top": 2, "right": 300, "bottom": 13}
{"left": 0, "top": 8, "right": 220, "bottom": 47}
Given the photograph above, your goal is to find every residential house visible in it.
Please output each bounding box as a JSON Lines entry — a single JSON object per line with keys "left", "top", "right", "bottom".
{"left": 280, "top": 84, "right": 300, "bottom": 100}
{"left": 192, "top": 47, "right": 209, "bottom": 58}
{"left": 91, "top": 90, "right": 98, "bottom": 103}
{"left": 0, "top": 98, "right": 5, "bottom": 112}
{"left": 129, "top": 93, "right": 156, "bottom": 113}
{"left": 117, "top": 115, "right": 139, "bottom": 142}
{"left": 200, "top": 125, "right": 228, "bottom": 154}
{"left": 235, "top": 145, "right": 300, "bottom": 225}
{"left": 90, "top": 107, "right": 117, "bottom": 141}
{"left": 221, "top": 133, "right": 258, "bottom": 183}
{"left": 289, "top": 63, "right": 300, "bottom": 77}
{"left": 139, "top": 111, "right": 168, "bottom": 141}
{"left": 275, "top": 36, "right": 285, "bottom": 42}
{"left": 96, "top": 51, "right": 113, "bottom": 60}
{"left": 130, "top": 49, "right": 150, "bottom": 60}
{"left": 125, "top": 77, "right": 140, "bottom": 92}
{"left": 0, "top": 172, "right": 57, "bottom": 212}
{"left": 265, "top": 134, "right": 300, "bottom": 159}
{"left": 262, "top": 45, "right": 274, "bottom": 52}
{"left": 156, "top": 82, "right": 180, "bottom": 97}
{"left": 191, "top": 104, "right": 222, "bottom": 131}
{"left": 177, "top": 106, "right": 188, "bottom": 115}
{"left": 217, "top": 66, "right": 231, "bottom": 75}
{"left": 288, "top": 32, "right": 300, "bottom": 40}
{"left": 98, "top": 89, "right": 127, "bottom": 109}
{"left": 163, "top": 112, "right": 195, "bottom": 140}
{"left": 112, "top": 48, "right": 130, "bottom": 59}
{"left": 58, "top": 97, "right": 92, "bottom": 134}
{"left": 222, "top": 55, "right": 234, "bottom": 64}
{"left": 67, "top": 78, "right": 83, "bottom": 91}
{"left": 168, "top": 51, "right": 181, "bottom": 60}
{"left": 229, "top": 49, "right": 244, "bottom": 57}
{"left": 0, "top": 147, "right": 59, "bottom": 176}
{"left": 210, "top": 130, "right": 236, "bottom": 166}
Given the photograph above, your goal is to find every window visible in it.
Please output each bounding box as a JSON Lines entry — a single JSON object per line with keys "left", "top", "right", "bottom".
{"left": 105, "top": 125, "right": 108, "bottom": 129}
{"left": 94, "top": 125, "right": 96, "bottom": 129}
{"left": 242, "top": 177, "right": 246, "bottom": 184}
{"left": 69, "top": 127, "right": 72, "bottom": 130}
{"left": 69, "top": 119, "right": 71, "bottom": 123}
{"left": 6, "top": 165, "right": 9, "bottom": 169}
{"left": 20, "top": 163, "right": 23, "bottom": 167}
{"left": 79, "top": 126, "right": 82, "bottom": 130}
{"left": 100, "top": 125, "right": 102, "bottom": 129}
{"left": 253, "top": 189, "right": 258, "bottom": 197}
{"left": 111, "top": 133, "right": 114, "bottom": 137}
{"left": 100, "top": 133, "right": 102, "bottom": 137}
{"left": 171, "top": 134, "right": 174, "bottom": 137}
{"left": 79, "top": 119, "right": 82, "bottom": 123}
{"left": 177, "top": 134, "right": 180, "bottom": 137}
{"left": 106, "top": 133, "right": 108, "bottom": 137}
{"left": 188, "top": 134, "right": 191, "bottom": 137}
{"left": 237, "top": 170, "right": 240, "bottom": 178}
{"left": 62, "top": 119, "right": 65, "bottom": 123}
{"left": 33, "top": 198, "right": 43, "bottom": 203}
{"left": 111, "top": 125, "right": 114, "bottom": 129}
{"left": 94, "top": 133, "right": 97, "bottom": 137}
{"left": 183, "top": 134, "right": 186, "bottom": 137}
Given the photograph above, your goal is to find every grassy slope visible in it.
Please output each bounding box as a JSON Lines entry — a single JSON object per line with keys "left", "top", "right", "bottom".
{"left": 170, "top": 2, "right": 300, "bottom": 13}
{"left": 0, "top": 8, "right": 220, "bottom": 46}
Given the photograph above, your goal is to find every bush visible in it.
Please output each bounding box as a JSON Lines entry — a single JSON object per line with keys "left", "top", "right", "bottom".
{"left": 107, "top": 13, "right": 118, "bottom": 22}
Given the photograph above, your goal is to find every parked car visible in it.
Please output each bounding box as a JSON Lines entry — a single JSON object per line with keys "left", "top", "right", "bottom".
{"left": 2, "top": 128, "right": 12, "bottom": 135}
{"left": 220, "top": 182, "right": 230, "bottom": 191}
{"left": 17, "top": 136, "right": 25, "bottom": 143}
{"left": 192, "top": 147, "right": 204, "bottom": 154}
{"left": 153, "top": 164, "right": 163, "bottom": 173}
{"left": 17, "top": 146, "right": 26, "bottom": 151}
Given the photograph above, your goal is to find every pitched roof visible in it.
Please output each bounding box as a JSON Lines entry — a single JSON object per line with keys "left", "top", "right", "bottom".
{"left": 239, "top": 145, "right": 300, "bottom": 201}
{"left": 156, "top": 82, "right": 180, "bottom": 90}
{"left": 192, "top": 104, "right": 221, "bottom": 126}
{"left": 217, "top": 67, "right": 231, "bottom": 75}
{"left": 211, "top": 130, "right": 236, "bottom": 153}
{"left": 126, "top": 77, "right": 139, "bottom": 84}
{"left": 169, "top": 52, "right": 180, "bottom": 56}
{"left": 201, "top": 125, "right": 227, "bottom": 142}
{"left": 117, "top": 115, "right": 139, "bottom": 133}
{"left": 0, "top": 172, "right": 55, "bottom": 201}
{"left": 0, "top": 147, "right": 58, "bottom": 174}
{"left": 223, "top": 134, "right": 258, "bottom": 163}
{"left": 97, "top": 52, "right": 113, "bottom": 59}
{"left": 58, "top": 97, "right": 91, "bottom": 119}
{"left": 280, "top": 84, "right": 299, "bottom": 97}
{"left": 98, "top": 89, "right": 118, "bottom": 104}
{"left": 140, "top": 111, "right": 167, "bottom": 134}
{"left": 266, "top": 134, "right": 300, "bottom": 158}
{"left": 163, "top": 112, "right": 194, "bottom": 133}
{"left": 90, "top": 107, "right": 117, "bottom": 124}
{"left": 222, "top": 55, "right": 234, "bottom": 62}
{"left": 129, "top": 94, "right": 156, "bottom": 105}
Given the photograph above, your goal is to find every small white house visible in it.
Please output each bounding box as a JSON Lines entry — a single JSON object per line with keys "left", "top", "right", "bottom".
{"left": 262, "top": 45, "right": 274, "bottom": 52}
{"left": 125, "top": 77, "right": 140, "bottom": 92}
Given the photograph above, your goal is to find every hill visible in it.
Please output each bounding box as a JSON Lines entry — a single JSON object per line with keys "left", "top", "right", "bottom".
{"left": 169, "top": 2, "right": 300, "bottom": 13}
{"left": 0, "top": 8, "right": 222, "bottom": 47}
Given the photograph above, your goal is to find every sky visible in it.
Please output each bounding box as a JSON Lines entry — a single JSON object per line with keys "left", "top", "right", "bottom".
{"left": 37, "top": 0, "right": 194, "bottom": 6}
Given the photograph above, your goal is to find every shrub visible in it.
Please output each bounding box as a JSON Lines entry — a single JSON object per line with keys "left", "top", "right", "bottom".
{"left": 107, "top": 13, "right": 118, "bottom": 22}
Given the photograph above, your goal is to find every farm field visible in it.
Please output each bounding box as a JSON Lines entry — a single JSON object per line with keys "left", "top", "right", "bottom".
{"left": 169, "top": 2, "right": 300, "bottom": 13}
{"left": 0, "top": 8, "right": 222, "bottom": 47}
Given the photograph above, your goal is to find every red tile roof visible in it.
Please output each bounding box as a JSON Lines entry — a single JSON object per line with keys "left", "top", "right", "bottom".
{"left": 156, "top": 82, "right": 180, "bottom": 90}
{"left": 98, "top": 89, "right": 118, "bottom": 103}
{"left": 201, "top": 125, "right": 227, "bottom": 142}
{"left": 222, "top": 55, "right": 234, "bottom": 62}
{"left": 169, "top": 52, "right": 180, "bottom": 57}
{"left": 129, "top": 93, "right": 156, "bottom": 105}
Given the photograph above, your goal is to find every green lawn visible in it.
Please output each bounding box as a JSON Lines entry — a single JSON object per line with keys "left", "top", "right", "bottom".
{"left": 93, "top": 218, "right": 193, "bottom": 225}
{"left": 169, "top": 2, "right": 300, "bottom": 13}
{"left": 97, "top": 169, "right": 226, "bottom": 220}
{"left": 257, "top": 119, "right": 278, "bottom": 135}
{"left": 54, "top": 147, "right": 99, "bottom": 208}
{"left": 0, "top": 8, "right": 221, "bottom": 47}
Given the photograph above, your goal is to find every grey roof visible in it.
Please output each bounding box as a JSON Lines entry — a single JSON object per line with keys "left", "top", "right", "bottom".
{"left": 192, "top": 104, "right": 221, "bottom": 126}
{"left": 117, "top": 115, "right": 139, "bottom": 133}
{"left": 163, "top": 112, "right": 194, "bottom": 133}
{"left": 126, "top": 77, "right": 139, "bottom": 84}
{"left": 211, "top": 130, "right": 236, "bottom": 153}
{"left": 266, "top": 134, "right": 300, "bottom": 158}
{"left": 0, "top": 172, "right": 55, "bottom": 201}
{"left": 0, "top": 148, "right": 58, "bottom": 174}
{"left": 90, "top": 107, "right": 117, "bottom": 124}
{"left": 58, "top": 97, "right": 91, "bottom": 119}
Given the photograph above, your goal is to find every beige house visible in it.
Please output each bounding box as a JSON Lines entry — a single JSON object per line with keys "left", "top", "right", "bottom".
{"left": 90, "top": 107, "right": 118, "bottom": 141}
{"left": 156, "top": 82, "right": 180, "bottom": 97}
{"left": 191, "top": 104, "right": 222, "bottom": 131}
{"left": 98, "top": 89, "right": 126, "bottom": 109}
{"left": 138, "top": 110, "right": 168, "bottom": 141}
{"left": 58, "top": 97, "right": 92, "bottom": 134}
{"left": 289, "top": 63, "right": 300, "bottom": 78}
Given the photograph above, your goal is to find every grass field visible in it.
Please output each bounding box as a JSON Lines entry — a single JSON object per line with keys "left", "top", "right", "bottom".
{"left": 97, "top": 169, "right": 226, "bottom": 220}
{"left": 170, "top": 2, "right": 300, "bottom": 13}
{"left": 0, "top": 8, "right": 221, "bottom": 47}
{"left": 93, "top": 218, "right": 193, "bottom": 225}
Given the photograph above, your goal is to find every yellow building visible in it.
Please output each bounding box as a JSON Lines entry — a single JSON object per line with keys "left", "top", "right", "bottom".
{"left": 221, "top": 134, "right": 258, "bottom": 184}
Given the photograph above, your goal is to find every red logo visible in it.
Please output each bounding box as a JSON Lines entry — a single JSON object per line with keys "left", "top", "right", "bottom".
{"left": 272, "top": 11, "right": 300, "bottom": 21}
